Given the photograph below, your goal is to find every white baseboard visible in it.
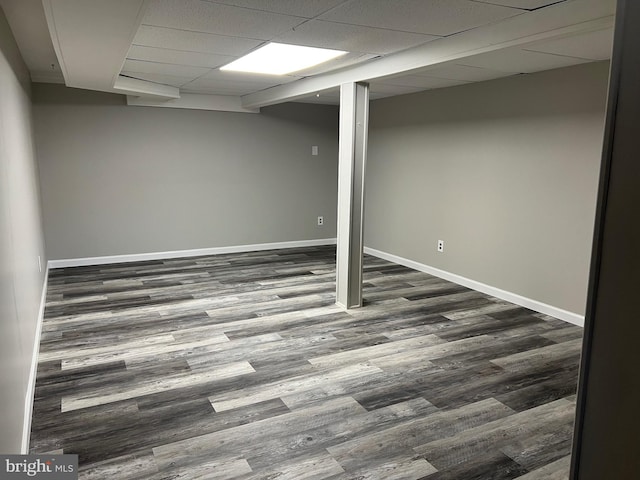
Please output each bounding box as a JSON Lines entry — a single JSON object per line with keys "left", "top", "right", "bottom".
{"left": 47, "top": 238, "right": 338, "bottom": 269}
{"left": 46, "top": 241, "right": 583, "bottom": 326}
{"left": 22, "top": 266, "right": 49, "bottom": 454}
{"left": 364, "top": 247, "right": 584, "bottom": 327}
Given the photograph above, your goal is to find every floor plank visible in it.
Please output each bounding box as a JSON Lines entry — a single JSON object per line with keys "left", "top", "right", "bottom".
{"left": 30, "top": 246, "right": 582, "bottom": 479}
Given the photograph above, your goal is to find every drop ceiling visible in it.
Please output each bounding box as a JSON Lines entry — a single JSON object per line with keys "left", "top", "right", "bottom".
{"left": 0, "top": 0, "right": 615, "bottom": 111}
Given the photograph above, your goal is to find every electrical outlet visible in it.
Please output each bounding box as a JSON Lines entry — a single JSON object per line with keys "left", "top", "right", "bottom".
{"left": 317, "top": 216, "right": 324, "bottom": 226}
{"left": 312, "top": 145, "right": 319, "bottom": 156}
{"left": 437, "top": 240, "right": 444, "bottom": 253}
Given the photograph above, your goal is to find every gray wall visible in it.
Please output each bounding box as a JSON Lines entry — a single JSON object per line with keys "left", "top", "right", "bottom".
{"left": 365, "top": 62, "right": 609, "bottom": 315}
{"left": 33, "top": 85, "right": 339, "bottom": 260}
{"left": 0, "top": 7, "right": 46, "bottom": 453}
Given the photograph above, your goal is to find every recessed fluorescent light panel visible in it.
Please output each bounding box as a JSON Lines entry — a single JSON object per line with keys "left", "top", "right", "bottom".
{"left": 221, "top": 43, "right": 347, "bottom": 75}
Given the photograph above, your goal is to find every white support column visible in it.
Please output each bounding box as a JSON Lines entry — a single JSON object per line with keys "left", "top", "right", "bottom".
{"left": 336, "top": 82, "right": 369, "bottom": 309}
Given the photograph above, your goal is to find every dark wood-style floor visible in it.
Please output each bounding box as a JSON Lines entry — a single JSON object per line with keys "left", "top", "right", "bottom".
{"left": 30, "top": 246, "right": 582, "bottom": 479}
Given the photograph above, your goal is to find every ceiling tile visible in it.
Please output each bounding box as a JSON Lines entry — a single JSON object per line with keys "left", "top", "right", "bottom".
{"left": 182, "top": 71, "right": 299, "bottom": 94}
{"left": 181, "top": 85, "right": 265, "bottom": 95}
{"left": 127, "top": 45, "right": 235, "bottom": 68}
{"left": 119, "top": 72, "right": 198, "bottom": 87}
{"left": 376, "top": 74, "right": 470, "bottom": 89}
{"left": 469, "top": 0, "right": 567, "bottom": 10}
{"left": 142, "top": 0, "right": 305, "bottom": 39}
{"left": 524, "top": 28, "right": 614, "bottom": 61}
{"left": 183, "top": 70, "right": 300, "bottom": 93}
{"left": 414, "top": 63, "right": 516, "bottom": 82}
{"left": 122, "top": 59, "right": 211, "bottom": 77}
{"left": 459, "top": 48, "right": 590, "bottom": 74}
{"left": 318, "top": 0, "right": 523, "bottom": 36}
{"left": 274, "top": 20, "right": 439, "bottom": 55}
{"left": 182, "top": 79, "right": 277, "bottom": 94}
{"left": 203, "top": 0, "right": 347, "bottom": 18}
{"left": 194, "top": 69, "right": 301, "bottom": 84}
{"left": 297, "top": 53, "right": 378, "bottom": 76}
{"left": 133, "top": 25, "right": 262, "bottom": 56}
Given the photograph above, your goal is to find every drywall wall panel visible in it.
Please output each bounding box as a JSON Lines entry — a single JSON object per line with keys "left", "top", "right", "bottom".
{"left": 0, "top": 5, "right": 46, "bottom": 453}
{"left": 365, "top": 62, "right": 609, "bottom": 315}
{"left": 33, "top": 85, "right": 339, "bottom": 260}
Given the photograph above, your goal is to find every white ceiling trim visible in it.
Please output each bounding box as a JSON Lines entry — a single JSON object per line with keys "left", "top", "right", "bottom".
{"left": 114, "top": 76, "right": 180, "bottom": 98}
{"left": 43, "top": 0, "right": 178, "bottom": 100}
{"left": 30, "top": 72, "right": 66, "bottom": 84}
{"left": 42, "top": 0, "right": 70, "bottom": 82}
{"left": 126, "top": 93, "right": 259, "bottom": 113}
{"left": 241, "top": 0, "right": 614, "bottom": 108}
